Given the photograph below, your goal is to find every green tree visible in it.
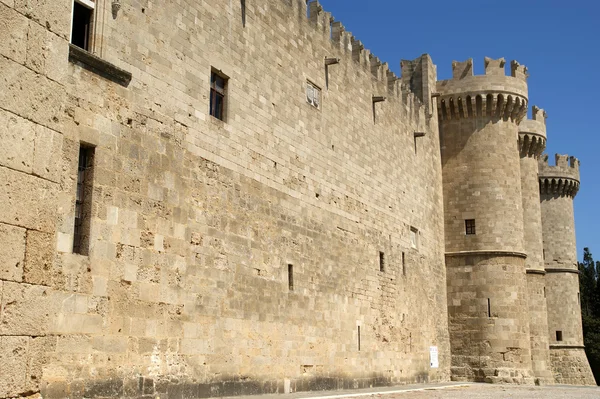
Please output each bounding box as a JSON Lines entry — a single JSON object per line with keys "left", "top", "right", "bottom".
{"left": 579, "top": 248, "right": 596, "bottom": 317}
{"left": 579, "top": 247, "right": 600, "bottom": 384}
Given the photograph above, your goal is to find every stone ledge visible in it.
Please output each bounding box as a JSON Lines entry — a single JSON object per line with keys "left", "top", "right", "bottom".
{"left": 545, "top": 268, "right": 579, "bottom": 274}
{"left": 445, "top": 250, "right": 527, "bottom": 259}
{"left": 526, "top": 269, "right": 546, "bottom": 275}
{"left": 68, "top": 44, "right": 132, "bottom": 87}
{"left": 549, "top": 345, "right": 585, "bottom": 350}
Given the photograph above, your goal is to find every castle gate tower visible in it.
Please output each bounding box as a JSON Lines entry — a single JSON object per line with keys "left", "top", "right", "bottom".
{"left": 438, "top": 58, "right": 534, "bottom": 383}
{"left": 518, "top": 108, "right": 554, "bottom": 384}
{"left": 539, "top": 155, "right": 596, "bottom": 385}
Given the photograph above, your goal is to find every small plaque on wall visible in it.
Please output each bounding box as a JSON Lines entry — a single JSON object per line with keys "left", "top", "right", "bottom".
{"left": 430, "top": 346, "right": 439, "bottom": 368}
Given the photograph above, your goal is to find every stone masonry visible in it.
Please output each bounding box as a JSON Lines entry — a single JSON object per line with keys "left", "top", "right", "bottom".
{"left": 0, "top": 0, "right": 594, "bottom": 398}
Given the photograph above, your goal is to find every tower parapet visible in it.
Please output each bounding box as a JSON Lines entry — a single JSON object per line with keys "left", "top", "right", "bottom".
{"left": 539, "top": 154, "right": 580, "bottom": 198}
{"left": 436, "top": 57, "right": 528, "bottom": 122}
{"left": 519, "top": 106, "right": 547, "bottom": 158}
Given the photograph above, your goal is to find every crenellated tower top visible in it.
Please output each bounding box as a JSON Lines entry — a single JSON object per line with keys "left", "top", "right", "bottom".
{"left": 539, "top": 154, "right": 580, "bottom": 197}
{"left": 519, "top": 106, "right": 547, "bottom": 158}
{"left": 436, "top": 57, "right": 528, "bottom": 123}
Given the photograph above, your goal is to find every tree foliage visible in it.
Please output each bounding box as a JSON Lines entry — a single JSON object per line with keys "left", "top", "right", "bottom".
{"left": 579, "top": 247, "right": 600, "bottom": 384}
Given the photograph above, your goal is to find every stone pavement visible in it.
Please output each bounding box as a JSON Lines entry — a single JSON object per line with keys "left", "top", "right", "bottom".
{"left": 228, "top": 383, "right": 600, "bottom": 399}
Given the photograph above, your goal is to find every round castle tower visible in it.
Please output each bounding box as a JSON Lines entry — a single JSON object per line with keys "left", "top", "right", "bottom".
{"left": 438, "top": 57, "right": 534, "bottom": 383}
{"left": 539, "top": 154, "right": 596, "bottom": 385}
{"left": 518, "top": 108, "right": 553, "bottom": 384}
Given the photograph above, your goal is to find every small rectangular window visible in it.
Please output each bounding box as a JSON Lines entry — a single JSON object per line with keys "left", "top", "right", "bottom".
{"left": 73, "top": 145, "right": 95, "bottom": 255}
{"left": 288, "top": 264, "right": 294, "bottom": 291}
{"left": 556, "top": 331, "right": 563, "bottom": 342}
{"left": 210, "top": 70, "right": 227, "bottom": 121}
{"left": 402, "top": 252, "right": 406, "bottom": 276}
{"left": 71, "top": 0, "right": 94, "bottom": 51}
{"left": 357, "top": 326, "right": 361, "bottom": 351}
{"left": 379, "top": 251, "right": 385, "bottom": 272}
{"left": 465, "top": 219, "right": 476, "bottom": 235}
{"left": 306, "top": 81, "right": 320, "bottom": 109}
{"left": 410, "top": 227, "right": 418, "bottom": 249}
{"left": 240, "top": 0, "right": 246, "bottom": 27}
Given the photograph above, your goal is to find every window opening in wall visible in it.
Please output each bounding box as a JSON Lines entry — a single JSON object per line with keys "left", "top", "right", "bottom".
{"left": 357, "top": 326, "right": 361, "bottom": 351}
{"left": 556, "top": 331, "right": 563, "bottom": 342}
{"left": 71, "top": 0, "right": 95, "bottom": 51}
{"left": 410, "top": 227, "right": 418, "bottom": 249}
{"left": 487, "top": 298, "right": 491, "bottom": 318}
{"left": 306, "top": 81, "right": 320, "bottom": 109}
{"left": 578, "top": 292, "right": 580, "bottom": 305}
{"left": 372, "top": 96, "right": 386, "bottom": 123}
{"left": 402, "top": 252, "right": 406, "bottom": 276}
{"left": 73, "top": 145, "right": 95, "bottom": 255}
{"left": 544, "top": 287, "right": 546, "bottom": 298}
{"left": 414, "top": 132, "right": 425, "bottom": 154}
{"left": 325, "top": 57, "right": 339, "bottom": 89}
{"left": 465, "top": 219, "right": 476, "bottom": 235}
{"left": 240, "top": 0, "right": 246, "bottom": 27}
{"left": 210, "top": 70, "right": 227, "bottom": 121}
{"left": 379, "top": 251, "right": 385, "bottom": 272}
{"left": 288, "top": 264, "right": 294, "bottom": 291}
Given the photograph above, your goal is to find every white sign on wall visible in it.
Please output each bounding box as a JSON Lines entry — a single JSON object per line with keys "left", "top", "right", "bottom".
{"left": 430, "top": 346, "right": 439, "bottom": 368}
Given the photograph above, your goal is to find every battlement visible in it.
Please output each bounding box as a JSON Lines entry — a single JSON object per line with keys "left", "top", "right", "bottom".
{"left": 519, "top": 106, "right": 547, "bottom": 158}
{"left": 308, "top": 1, "right": 419, "bottom": 103}
{"left": 539, "top": 154, "right": 580, "bottom": 197}
{"left": 436, "top": 57, "right": 528, "bottom": 122}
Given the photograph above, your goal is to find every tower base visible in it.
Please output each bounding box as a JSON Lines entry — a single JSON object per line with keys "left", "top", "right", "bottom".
{"left": 550, "top": 346, "right": 596, "bottom": 385}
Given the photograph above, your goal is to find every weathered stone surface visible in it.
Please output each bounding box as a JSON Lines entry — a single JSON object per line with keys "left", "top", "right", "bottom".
{"left": 13, "top": 0, "right": 71, "bottom": 39}
{"left": 33, "top": 124, "right": 63, "bottom": 183}
{"left": 0, "top": 336, "right": 29, "bottom": 398}
{"left": 0, "top": 166, "right": 58, "bottom": 232}
{"left": 0, "top": 281, "right": 53, "bottom": 336}
{"left": 0, "top": 109, "right": 36, "bottom": 174}
{"left": 0, "top": 222, "right": 26, "bottom": 282}
{"left": 0, "top": 2, "right": 27, "bottom": 64}
{"left": 23, "top": 230, "right": 55, "bottom": 285}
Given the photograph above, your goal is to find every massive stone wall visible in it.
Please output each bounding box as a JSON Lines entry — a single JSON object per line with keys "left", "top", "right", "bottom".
{"left": 0, "top": 0, "right": 450, "bottom": 398}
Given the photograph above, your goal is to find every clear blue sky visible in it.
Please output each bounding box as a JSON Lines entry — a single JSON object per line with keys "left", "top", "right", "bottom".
{"left": 319, "top": 0, "right": 600, "bottom": 261}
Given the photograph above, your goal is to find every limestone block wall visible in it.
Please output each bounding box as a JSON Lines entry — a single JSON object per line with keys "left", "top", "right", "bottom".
{"left": 0, "top": 0, "right": 450, "bottom": 398}
{"left": 0, "top": 1, "right": 68, "bottom": 397}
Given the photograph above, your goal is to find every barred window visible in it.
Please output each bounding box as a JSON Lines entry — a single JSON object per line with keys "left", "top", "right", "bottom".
{"left": 306, "top": 81, "right": 320, "bottom": 109}
{"left": 465, "top": 219, "right": 476, "bottom": 235}
{"left": 73, "top": 145, "right": 95, "bottom": 255}
{"left": 210, "top": 71, "right": 227, "bottom": 120}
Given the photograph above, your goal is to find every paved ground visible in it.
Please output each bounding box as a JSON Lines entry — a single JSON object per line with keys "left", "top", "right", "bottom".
{"left": 362, "top": 384, "right": 600, "bottom": 398}
{"left": 232, "top": 383, "right": 600, "bottom": 399}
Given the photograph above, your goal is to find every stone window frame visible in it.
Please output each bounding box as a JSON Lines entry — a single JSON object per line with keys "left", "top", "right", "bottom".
{"left": 465, "top": 219, "right": 476, "bottom": 235}
{"left": 410, "top": 226, "right": 419, "bottom": 249}
{"left": 306, "top": 80, "right": 321, "bottom": 109}
{"left": 71, "top": 0, "right": 96, "bottom": 52}
{"left": 210, "top": 69, "right": 229, "bottom": 121}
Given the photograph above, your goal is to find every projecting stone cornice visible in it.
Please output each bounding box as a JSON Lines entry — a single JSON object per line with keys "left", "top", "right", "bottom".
{"left": 539, "top": 176, "right": 580, "bottom": 198}
{"left": 445, "top": 250, "right": 527, "bottom": 258}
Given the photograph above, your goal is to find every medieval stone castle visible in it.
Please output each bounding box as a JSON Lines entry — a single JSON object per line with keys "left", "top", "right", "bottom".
{"left": 0, "top": 0, "right": 595, "bottom": 398}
